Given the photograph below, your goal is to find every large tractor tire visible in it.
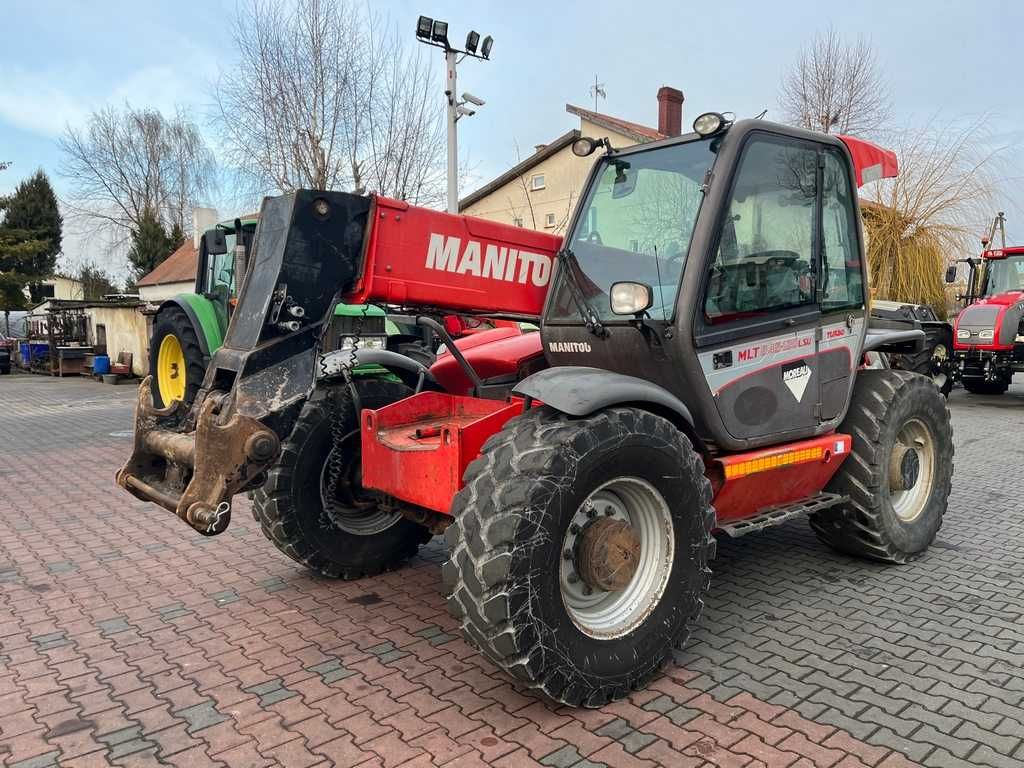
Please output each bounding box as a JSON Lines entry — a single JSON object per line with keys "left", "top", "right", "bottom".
{"left": 962, "top": 366, "right": 1011, "bottom": 396}
{"left": 443, "top": 406, "right": 715, "bottom": 707}
{"left": 892, "top": 325, "right": 954, "bottom": 397}
{"left": 810, "top": 370, "right": 953, "bottom": 564}
{"left": 252, "top": 379, "right": 431, "bottom": 579}
{"left": 149, "top": 308, "right": 206, "bottom": 408}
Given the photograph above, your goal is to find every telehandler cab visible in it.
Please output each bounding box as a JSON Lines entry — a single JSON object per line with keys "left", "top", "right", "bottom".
{"left": 118, "top": 116, "right": 953, "bottom": 707}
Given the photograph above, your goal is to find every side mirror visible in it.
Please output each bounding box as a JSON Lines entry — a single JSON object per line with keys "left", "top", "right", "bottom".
{"left": 206, "top": 228, "right": 228, "bottom": 255}
{"left": 944, "top": 265, "right": 957, "bottom": 284}
{"left": 611, "top": 161, "right": 636, "bottom": 199}
{"left": 610, "top": 281, "right": 653, "bottom": 316}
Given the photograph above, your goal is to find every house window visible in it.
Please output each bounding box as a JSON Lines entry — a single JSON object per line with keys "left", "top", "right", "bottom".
{"left": 545, "top": 213, "right": 556, "bottom": 228}
{"left": 513, "top": 217, "right": 524, "bottom": 228}
{"left": 530, "top": 174, "right": 545, "bottom": 191}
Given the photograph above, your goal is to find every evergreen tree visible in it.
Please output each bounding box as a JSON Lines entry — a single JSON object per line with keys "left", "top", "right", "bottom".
{"left": 127, "top": 207, "right": 176, "bottom": 280}
{"left": 1, "top": 170, "right": 62, "bottom": 324}
{"left": 2, "top": 170, "right": 62, "bottom": 278}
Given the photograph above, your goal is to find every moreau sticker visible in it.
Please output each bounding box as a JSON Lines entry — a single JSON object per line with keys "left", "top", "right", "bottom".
{"left": 782, "top": 360, "right": 812, "bottom": 402}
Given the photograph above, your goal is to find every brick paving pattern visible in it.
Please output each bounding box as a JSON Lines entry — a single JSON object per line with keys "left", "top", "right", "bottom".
{"left": 1, "top": 373, "right": 1023, "bottom": 767}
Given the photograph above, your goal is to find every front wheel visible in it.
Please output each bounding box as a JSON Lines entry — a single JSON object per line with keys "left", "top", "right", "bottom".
{"left": 252, "top": 378, "right": 432, "bottom": 578}
{"left": 810, "top": 370, "right": 953, "bottom": 563}
{"left": 443, "top": 406, "right": 715, "bottom": 707}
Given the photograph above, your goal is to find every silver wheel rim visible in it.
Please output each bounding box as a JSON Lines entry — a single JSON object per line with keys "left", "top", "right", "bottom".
{"left": 559, "top": 477, "right": 674, "bottom": 640}
{"left": 890, "top": 418, "right": 935, "bottom": 523}
{"left": 932, "top": 344, "right": 948, "bottom": 363}
{"left": 319, "top": 436, "right": 403, "bottom": 536}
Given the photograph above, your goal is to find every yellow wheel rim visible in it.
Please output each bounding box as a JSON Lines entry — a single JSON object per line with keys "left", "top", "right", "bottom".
{"left": 157, "top": 334, "right": 187, "bottom": 403}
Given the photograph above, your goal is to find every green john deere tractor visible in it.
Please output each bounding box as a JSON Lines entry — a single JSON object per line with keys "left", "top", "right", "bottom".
{"left": 149, "top": 216, "right": 404, "bottom": 407}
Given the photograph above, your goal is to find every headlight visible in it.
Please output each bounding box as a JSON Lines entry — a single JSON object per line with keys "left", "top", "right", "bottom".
{"left": 339, "top": 335, "right": 386, "bottom": 352}
{"left": 979, "top": 329, "right": 995, "bottom": 340}
{"left": 957, "top": 329, "right": 970, "bottom": 339}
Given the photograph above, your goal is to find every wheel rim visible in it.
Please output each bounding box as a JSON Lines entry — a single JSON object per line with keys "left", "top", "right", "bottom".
{"left": 157, "top": 334, "right": 187, "bottom": 403}
{"left": 889, "top": 418, "right": 935, "bottom": 522}
{"left": 319, "top": 430, "right": 403, "bottom": 535}
{"left": 559, "top": 477, "right": 674, "bottom": 640}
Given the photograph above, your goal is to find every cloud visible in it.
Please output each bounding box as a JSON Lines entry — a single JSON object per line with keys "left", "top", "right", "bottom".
{"left": 0, "top": 67, "right": 91, "bottom": 137}
{"left": 0, "top": 38, "right": 219, "bottom": 139}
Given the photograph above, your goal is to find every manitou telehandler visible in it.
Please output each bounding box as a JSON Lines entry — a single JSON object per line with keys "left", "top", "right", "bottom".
{"left": 118, "top": 115, "right": 953, "bottom": 707}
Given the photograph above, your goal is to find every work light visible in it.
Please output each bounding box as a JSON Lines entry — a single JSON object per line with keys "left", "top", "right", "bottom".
{"left": 416, "top": 16, "right": 433, "bottom": 39}
{"left": 481, "top": 35, "right": 493, "bottom": 58}
{"left": 693, "top": 112, "right": 726, "bottom": 136}
{"left": 431, "top": 20, "right": 449, "bottom": 46}
{"left": 466, "top": 30, "right": 480, "bottom": 54}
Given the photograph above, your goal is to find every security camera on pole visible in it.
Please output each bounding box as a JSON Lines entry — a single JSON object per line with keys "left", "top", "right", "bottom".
{"left": 415, "top": 16, "right": 493, "bottom": 214}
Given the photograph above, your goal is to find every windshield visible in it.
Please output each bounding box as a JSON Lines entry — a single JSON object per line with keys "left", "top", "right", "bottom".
{"left": 547, "top": 137, "right": 718, "bottom": 322}
{"left": 980, "top": 255, "right": 1024, "bottom": 296}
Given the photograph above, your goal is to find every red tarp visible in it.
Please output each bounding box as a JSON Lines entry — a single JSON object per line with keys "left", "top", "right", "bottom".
{"left": 837, "top": 135, "right": 899, "bottom": 187}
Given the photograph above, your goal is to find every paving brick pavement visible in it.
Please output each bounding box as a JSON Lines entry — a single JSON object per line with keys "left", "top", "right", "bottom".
{"left": 1, "top": 373, "right": 1023, "bottom": 767}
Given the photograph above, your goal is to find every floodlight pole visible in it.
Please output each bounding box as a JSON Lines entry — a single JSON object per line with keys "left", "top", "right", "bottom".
{"left": 445, "top": 49, "right": 459, "bottom": 214}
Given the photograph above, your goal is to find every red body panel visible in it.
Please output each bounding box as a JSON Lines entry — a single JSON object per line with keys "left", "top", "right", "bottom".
{"left": 362, "top": 391, "right": 851, "bottom": 519}
{"left": 361, "top": 392, "right": 525, "bottom": 511}
{"left": 347, "top": 196, "right": 562, "bottom": 318}
{"left": 953, "top": 290, "right": 1024, "bottom": 352}
{"left": 430, "top": 329, "right": 544, "bottom": 395}
{"left": 837, "top": 135, "right": 899, "bottom": 186}
{"left": 711, "top": 434, "right": 852, "bottom": 522}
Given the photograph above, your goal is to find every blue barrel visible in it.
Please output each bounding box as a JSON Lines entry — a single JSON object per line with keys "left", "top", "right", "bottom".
{"left": 93, "top": 355, "right": 110, "bottom": 375}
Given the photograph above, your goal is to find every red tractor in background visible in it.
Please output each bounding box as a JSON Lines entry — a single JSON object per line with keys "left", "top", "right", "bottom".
{"left": 948, "top": 212, "right": 1024, "bottom": 395}
{"left": 118, "top": 116, "right": 953, "bottom": 707}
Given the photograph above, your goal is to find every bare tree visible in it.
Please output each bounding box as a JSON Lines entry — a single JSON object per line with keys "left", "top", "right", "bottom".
{"left": 59, "top": 105, "right": 216, "bottom": 242}
{"left": 213, "top": 0, "right": 446, "bottom": 205}
{"left": 863, "top": 117, "right": 999, "bottom": 315}
{"left": 780, "top": 26, "right": 891, "bottom": 136}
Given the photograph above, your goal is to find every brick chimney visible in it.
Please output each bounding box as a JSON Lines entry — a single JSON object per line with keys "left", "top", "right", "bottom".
{"left": 657, "top": 86, "right": 684, "bottom": 137}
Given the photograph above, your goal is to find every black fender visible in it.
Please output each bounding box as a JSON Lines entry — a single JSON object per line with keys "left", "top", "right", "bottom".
{"left": 513, "top": 366, "right": 703, "bottom": 451}
{"left": 862, "top": 328, "right": 925, "bottom": 355}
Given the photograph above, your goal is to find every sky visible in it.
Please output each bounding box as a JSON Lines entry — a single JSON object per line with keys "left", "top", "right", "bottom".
{"left": 2, "top": 0, "right": 1023, "bottom": 275}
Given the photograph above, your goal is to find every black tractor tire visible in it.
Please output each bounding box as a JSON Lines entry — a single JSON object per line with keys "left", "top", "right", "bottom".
{"left": 892, "top": 325, "right": 954, "bottom": 397}
{"left": 149, "top": 307, "right": 207, "bottom": 408}
{"left": 252, "top": 378, "right": 431, "bottom": 579}
{"left": 810, "top": 370, "right": 953, "bottom": 564}
{"left": 443, "top": 406, "right": 715, "bottom": 707}
{"left": 962, "top": 370, "right": 1011, "bottom": 396}
{"left": 393, "top": 341, "right": 436, "bottom": 369}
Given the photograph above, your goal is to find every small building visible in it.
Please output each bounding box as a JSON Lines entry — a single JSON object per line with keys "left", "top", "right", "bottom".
{"left": 459, "top": 87, "right": 685, "bottom": 232}
{"left": 136, "top": 240, "right": 198, "bottom": 303}
{"left": 27, "top": 275, "right": 85, "bottom": 302}
{"left": 83, "top": 300, "right": 148, "bottom": 376}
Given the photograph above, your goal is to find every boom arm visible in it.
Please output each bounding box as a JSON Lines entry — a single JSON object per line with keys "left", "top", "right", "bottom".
{"left": 117, "top": 190, "right": 560, "bottom": 532}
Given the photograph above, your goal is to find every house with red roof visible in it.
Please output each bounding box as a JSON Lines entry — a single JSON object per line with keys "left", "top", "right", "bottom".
{"left": 459, "top": 87, "right": 684, "bottom": 232}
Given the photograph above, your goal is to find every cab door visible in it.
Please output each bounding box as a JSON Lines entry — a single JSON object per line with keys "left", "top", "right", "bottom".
{"left": 694, "top": 135, "right": 823, "bottom": 442}
{"left": 816, "top": 148, "right": 867, "bottom": 422}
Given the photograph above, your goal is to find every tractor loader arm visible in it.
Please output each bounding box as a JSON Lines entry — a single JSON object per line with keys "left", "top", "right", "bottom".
{"left": 117, "top": 189, "right": 561, "bottom": 533}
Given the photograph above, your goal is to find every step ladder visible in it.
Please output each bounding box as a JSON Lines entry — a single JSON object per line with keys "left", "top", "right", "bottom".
{"left": 719, "top": 492, "right": 848, "bottom": 537}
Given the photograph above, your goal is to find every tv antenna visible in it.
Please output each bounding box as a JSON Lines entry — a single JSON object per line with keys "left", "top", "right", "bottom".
{"left": 589, "top": 75, "right": 606, "bottom": 111}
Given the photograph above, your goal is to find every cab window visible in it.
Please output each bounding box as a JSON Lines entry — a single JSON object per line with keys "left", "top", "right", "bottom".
{"left": 820, "top": 150, "right": 864, "bottom": 311}
{"left": 704, "top": 138, "right": 817, "bottom": 323}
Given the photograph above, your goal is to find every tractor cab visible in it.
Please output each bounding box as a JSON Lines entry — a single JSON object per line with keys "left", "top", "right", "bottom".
{"left": 195, "top": 216, "right": 259, "bottom": 326}
{"left": 539, "top": 117, "right": 879, "bottom": 451}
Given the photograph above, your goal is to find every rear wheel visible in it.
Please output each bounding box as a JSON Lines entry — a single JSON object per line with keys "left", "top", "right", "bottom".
{"left": 149, "top": 308, "right": 206, "bottom": 407}
{"left": 893, "top": 326, "right": 954, "bottom": 397}
{"left": 443, "top": 406, "right": 714, "bottom": 707}
{"left": 252, "top": 378, "right": 431, "bottom": 579}
{"left": 810, "top": 370, "right": 953, "bottom": 563}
